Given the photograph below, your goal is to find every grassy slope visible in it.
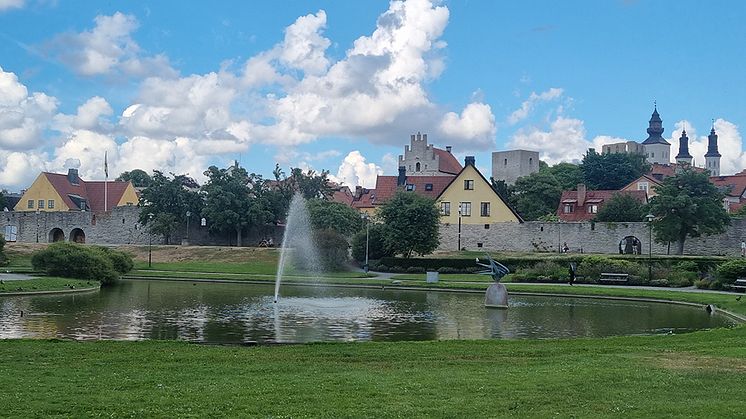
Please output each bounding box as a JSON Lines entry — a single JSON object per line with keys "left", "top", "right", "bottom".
{"left": 0, "top": 277, "right": 96, "bottom": 293}
{"left": 1, "top": 327, "right": 745, "bottom": 417}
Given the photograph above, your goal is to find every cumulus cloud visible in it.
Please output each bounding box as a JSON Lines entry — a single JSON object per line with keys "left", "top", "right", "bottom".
{"left": 0, "top": 150, "right": 48, "bottom": 188}
{"left": 439, "top": 102, "right": 496, "bottom": 148}
{"left": 0, "top": 0, "right": 23, "bottom": 11}
{"left": 668, "top": 119, "right": 745, "bottom": 175}
{"left": 0, "top": 66, "right": 58, "bottom": 150}
{"left": 48, "top": 12, "right": 176, "bottom": 78}
{"left": 507, "top": 87, "right": 564, "bottom": 124}
{"left": 331, "top": 150, "right": 382, "bottom": 188}
{"left": 54, "top": 96, "right": 113, "bottom": 133}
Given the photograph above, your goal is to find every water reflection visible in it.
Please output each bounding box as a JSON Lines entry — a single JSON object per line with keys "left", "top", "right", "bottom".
{"left": 0, "top": 280, "right": 736, "bottom": 343}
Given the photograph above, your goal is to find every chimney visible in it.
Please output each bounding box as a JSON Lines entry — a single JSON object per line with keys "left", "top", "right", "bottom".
{"left": 446, "top": 146, "right": 452, "bottom": 153}
{"left": 355, "top": 185, "right": 362, "bottom": 198}
{"left": 397, "top": 166, "right": 407, "bottom": 186}
{"left": 577, "top": 183, "right": 586, "bottom": 206}
{"left": 464, "top": 156, "right": 475, "bottom": 167}
{"left": 67, "top": 168, "right": 80, "bottom": 185}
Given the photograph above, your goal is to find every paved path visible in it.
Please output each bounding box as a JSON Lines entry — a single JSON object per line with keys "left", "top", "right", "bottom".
{"left": 0, "top": 273, "right": 36, "bottom": 281}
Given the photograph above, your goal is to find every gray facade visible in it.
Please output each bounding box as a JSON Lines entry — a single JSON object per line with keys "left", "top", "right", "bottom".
{"left": 491, "top": 150, "right": 540, "bottom": 185}
{"left": 602, "top": 141, "right": 645, "bottom": 155}
{"left": 398, "top": 132, "right": 454, "bottom": 176}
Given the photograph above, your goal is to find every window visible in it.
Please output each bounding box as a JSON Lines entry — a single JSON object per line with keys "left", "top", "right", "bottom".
{"left": 4, "top": 225, "right": 18, "bottom": 242}
{"left": 587, "top": 204, "right": 598, "bottom": 214}
{"left": 504, "top": 158, "right": 507, "bottom": 166}
{"left": 460, "top": 202, "right": 472, "bottom": 216}
{"left": 529, "top": 157, "right": 533, "bottom": 166}
{"left": 416, "top": 162, "right": 421, "bottom": 172}
{"left": 651, "top": 152, "right": 655, "bottom": 158}
{"left": 27, "top": 200, "right": 33, "bottom": 209}
{"left": 563, "top": 203, "right": 574, "bottom": 213}
{"left": 464, "top": 180, "right": 474, "bottom": 190}
{"left": 440, "top": 202, "right": 451, "bottom": 216}
{"left": 405, "top": 184, "right": 415, "bottom": 191}
{"left": 637, "top": 182, "right": 649, "bottom": 192}
{"left": 38, "top": 200, "right": 44, "bottom": 209}
{"left": 425, "top": 183, "right": 433, "bottom": 191}
{"left": 477, "top": 242, "right": 483, "bottom": 248}
{"left": 480, "top": 202, "right": 490, "bottom": 217}
{"left": 48, "top": 200, "right": 54, "bottom": 209}
{"left": 484, "top": 224, "right": 490, "bottom": 229}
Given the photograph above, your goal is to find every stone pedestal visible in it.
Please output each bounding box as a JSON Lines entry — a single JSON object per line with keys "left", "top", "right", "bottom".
{"left": 485, "top": 282, "right": 508, "bottom": 309}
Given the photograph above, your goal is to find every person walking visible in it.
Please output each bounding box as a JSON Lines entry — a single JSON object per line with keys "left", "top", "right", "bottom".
{"left": 568, "top": 262, "right": 577, "bottom": 286}
{"left": 741, "top": 240, "right": 745, "bottom": 257}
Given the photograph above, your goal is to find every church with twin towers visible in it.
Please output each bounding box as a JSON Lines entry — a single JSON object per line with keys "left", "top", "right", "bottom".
{"left": 602, "top": 105, "right": 722, "bottom": 175}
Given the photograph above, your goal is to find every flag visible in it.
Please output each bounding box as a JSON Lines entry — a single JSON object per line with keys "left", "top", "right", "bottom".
{"left": 104, "top": 151, "right": 108, "bottom": 178}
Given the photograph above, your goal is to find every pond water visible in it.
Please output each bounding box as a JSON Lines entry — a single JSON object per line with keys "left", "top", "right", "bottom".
{"left": 0, "top": 280, "right": 736, "bottom": 343}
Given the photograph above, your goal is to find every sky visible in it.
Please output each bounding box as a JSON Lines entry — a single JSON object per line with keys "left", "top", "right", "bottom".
{"left": 1, "top": 0, "right": 746, "bottom": 191}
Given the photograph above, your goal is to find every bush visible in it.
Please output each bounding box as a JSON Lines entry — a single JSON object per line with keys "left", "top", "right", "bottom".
{"left": 694, "top": 279, "right": 711, "bottom": 289}
{"left": 351, "top": 223, "right": 393, "bottom": 262}
{"left": 30, "top": 242, "right": 133, "bottom": 285}
{"left": 716, "top": 258, "right": 746, "bottom": 284}
{"left": 405, "top": 266, "right": 425, "bottom": 273}
{"left": 0, "top": 234, "right": 7, "bottom": 267}
{"left": 314, "top": 229, "right": 349, "bottom": 271}
{"left": 576, "top": 256, "right": 644, "bottom": 281}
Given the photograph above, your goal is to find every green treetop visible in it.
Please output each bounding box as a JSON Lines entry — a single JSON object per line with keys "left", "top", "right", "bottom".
{"left": 378, "top": 191, "right": 440, "bottom": 258}
{"left": 581, "top": 149, "right": 649, "bottom": 190}
{"left": 594, "top": 193, "right": 645, "bottom": 222}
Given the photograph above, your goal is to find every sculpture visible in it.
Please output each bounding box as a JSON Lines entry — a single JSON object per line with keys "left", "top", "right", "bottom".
{"left": 476, "top": 255, "right": 510, "bottom": 309}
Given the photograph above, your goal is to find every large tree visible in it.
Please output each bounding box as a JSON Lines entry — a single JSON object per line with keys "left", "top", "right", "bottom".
{"left": 581, "top": 149, "right": 649, "bottom": 190}
{"left": 139, "top": 171, "right": 203, "bottom": 244}
{"left": 594, "top": 193, "right": 645, "bottom": 222}
{"left": 378, "top": 191, "right": 440, "bottom": 257}
{"left": 647, "top": 168, "right": 730, "bottom": 254}
{"left": 201, "top": 165, "right": 253, "bottom": 246}
{"left": 543, "top": 162, "right": 583, "bottom": 190}
{"left": 287, "top": 167, "right": 333, "bottom": 200}
{"left": 116, "top": 169, "right": 153, "bottom": 187}
{"left": 511, "top": 171, "right": 563, "bottom": 221}
{"left": 306, "top": 199, "right": 364, "bottom": 237}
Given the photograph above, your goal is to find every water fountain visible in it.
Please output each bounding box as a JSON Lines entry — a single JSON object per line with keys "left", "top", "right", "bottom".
{"left": 274, "top": 193, "right": 321, "bottom": 303}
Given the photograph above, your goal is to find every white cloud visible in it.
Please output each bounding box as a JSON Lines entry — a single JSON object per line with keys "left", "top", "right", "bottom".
{"left": 508, "top": 87, "right": 564, "bottom": 124}
{"left": 0, "top": 150, "right": 48, "bottom": 188}
{"left": 54, "top": 96, "right": 113, "bottom": 133}
{"left": 439, "top": 102, "right": 495, "bottom": 148}
{"left": 668, "top": 119, "right": 745, "bottom": 175}
{"left": 0, "top": 66, "right": 58, "bottom": 150}
{"left": 0, "top": 0, "right": 23, "bottom": 11}
{"left": 278, "top": 10, "right": 331, "bottom": 75}
{"left": 331, "top": 150, "right": 382, "bottom": 188}
{"left": 49, "top": 12, "right": 177, "bottom": 78}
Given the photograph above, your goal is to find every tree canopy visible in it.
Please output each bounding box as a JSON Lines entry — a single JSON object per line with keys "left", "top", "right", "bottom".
{"left": 378, "top": 191, "right": 440, "bottom": 257}
{"left": 306, "top": 199, "right": 363, "bottom": 237}
{"left": 646, "top": 168, "right": 730, "bottom": 254}
{"left": 139, "top": 171, "right": 203, "bottom": 244}
{"left": 594, "top": 193, "right": 645, "bottom": 222}
{"left": 511, "top": 171, "right": 563, "bottom": 220}
{"left": 581, "top": 149, "right": 649, "bottom": 190}
{"left": 543, "top": 162, "right": 583, "bottom": 191}
{"left": 116, "top": 169, "right": 153, "bottom": 188}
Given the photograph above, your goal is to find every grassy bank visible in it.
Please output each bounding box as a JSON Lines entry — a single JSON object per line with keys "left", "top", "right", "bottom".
{"left": 0, "top": 277, "right": 97, "bottom": 294}
{"left": 1, "top": 327, "right": 745, "bottom": 417}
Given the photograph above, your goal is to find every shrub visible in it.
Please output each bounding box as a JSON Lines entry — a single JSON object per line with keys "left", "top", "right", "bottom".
{"left": 694, "top": 279, "right": 711, "bottom": 289}
{"left": 666, "top": 271, "right": 697, "bottom": 287}
{"left": 351, "top": 223, "right": 393, "bottom": 262}
{"left": 31, "top": 242, "right": 123, "bottom": 285}
{"left": 406, "top": 266, "right": 425, "bottom": 273}
{"left": 314, "top": 229, "right": 349, "bottom": 271}
{"left": 576, "top": 256, "right": 644, "bottom": 281}
{"left": 92, "top": 246, "right": 135, "bottom": 274}
{"left": 0, "top": 234, "right": 7, "bottom": 267}
{"left": 716, "top": 258, "right": 746, "bottom": 284}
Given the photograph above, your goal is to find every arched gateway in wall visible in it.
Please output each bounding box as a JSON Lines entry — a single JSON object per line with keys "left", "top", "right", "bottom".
{"left": 70, "top": 228, "right": 86, "bottom": 244}
{"left": 619, "top": 235, "right": 642, "bottom": 254}
{"left": 48, "top": 228, "right": 65, "bottom": 242}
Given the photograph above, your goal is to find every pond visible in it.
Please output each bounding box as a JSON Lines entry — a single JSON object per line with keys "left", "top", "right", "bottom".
{"left": 0, "top": 280, "right": 736, "bottom": 343}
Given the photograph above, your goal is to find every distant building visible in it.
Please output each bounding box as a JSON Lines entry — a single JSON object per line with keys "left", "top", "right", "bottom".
{"left": 491, "top": 149, "right": 540, "bottom": 185}
{"left": 704, "top": 126, "right": 722, "bottom": 176}
{"left": 398, "top": 132, "right": 462, "bottom": 177}
{"left": 14, "top": 169, "right": 138, "bottom": 212}
{"left": 641, "top": 106, "right": 671, "bottom": 165}
{"left": 674, "top": 129, "right": 693, "bottom": 166}
{"left": 557, "top": 183, "right": 647, "bottom": 222}
{"left": 622, "top": 174, "right": 662, "bottom": 199}
{"left": 710, "top": 171, "right": 746, "bottom": 213}
{"left": 602, "top": 141, "right": 645, "bottom": 155}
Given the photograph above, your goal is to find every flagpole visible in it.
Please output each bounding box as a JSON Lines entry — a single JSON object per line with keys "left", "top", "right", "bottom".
{"left": 104, "top": 152, "right": 108, "bottom": 212}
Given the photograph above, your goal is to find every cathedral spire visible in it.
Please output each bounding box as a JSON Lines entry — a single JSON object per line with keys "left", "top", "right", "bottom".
{"left": 642, "top": 106, "right": 667, "bottom": 145}
{"left": 675, "top": 127, "right": 692, "bottom": 165}
{"left": 705, "top": 121, "right": 721, "bottom": 176}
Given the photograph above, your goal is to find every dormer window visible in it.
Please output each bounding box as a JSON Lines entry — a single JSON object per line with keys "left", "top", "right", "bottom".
{"left": 425, "top": 183, "right": 433, "bottom": 191}
{"left": 405, "top": 184, "right": 415, "bottom": 191}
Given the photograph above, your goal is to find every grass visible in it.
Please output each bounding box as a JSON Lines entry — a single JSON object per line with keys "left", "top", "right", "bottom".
{"left": 0, "top": 327, "right": 744, "bottom": 417}
{"left": 0, "top": 277, "right": 97, "bottom": 293}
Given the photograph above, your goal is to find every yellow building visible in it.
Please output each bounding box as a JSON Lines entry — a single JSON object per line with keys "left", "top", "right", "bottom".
{"left": 15, "top": 169, "right": 139, "bottom": 212}
{"left": 621, "top": 174, "right": 661, "bottom": 199}
{"left": 436, "top": 157, "right": 522, "bottom": 224}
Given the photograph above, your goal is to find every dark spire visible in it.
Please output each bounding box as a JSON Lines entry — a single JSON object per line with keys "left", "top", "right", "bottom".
{"left": 705, "top": 125, "right": 721, "bottom": 157}
{"left": 642, "top": 105, "right": 668, "bottom": 145}
{"left": 675, "top": 129, "right": 692, "bottom": 159}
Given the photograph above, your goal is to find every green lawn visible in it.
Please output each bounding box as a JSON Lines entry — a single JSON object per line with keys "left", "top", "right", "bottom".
{"left": 0, "top": 277, "right": 97, "bottom": 293}
{"left": 1, "top": 327, "right": 744, "bottom": 417}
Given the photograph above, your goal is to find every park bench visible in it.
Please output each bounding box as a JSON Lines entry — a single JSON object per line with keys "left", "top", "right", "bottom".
{"left": 599, "top": 273, "right": 629, "bottom": 285}
{"left": 732, "top": 278, "right": 746, "bottom": 292}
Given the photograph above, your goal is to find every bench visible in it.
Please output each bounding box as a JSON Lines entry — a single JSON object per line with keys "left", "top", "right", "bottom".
{"left": 732, "top": 278, "right": 746, "bottom": 292}
{"left": 599, "top": 273, "right": 629, "bottom": 285}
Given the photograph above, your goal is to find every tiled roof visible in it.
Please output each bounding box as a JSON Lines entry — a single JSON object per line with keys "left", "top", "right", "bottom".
{"left": 557, "top": 189, "right": 647, "bottom": 222}
{"left": 710, "top": 174, "right": 746, "bottom": 198}
{"left": 433, "top": 148, "right": 462, "bottom": 174}
{"left": 622, "top": 174, "right": 661, "bottom": 191}
{"left": 329, "top": 185, "right": 354, "bottom": 206}
{"left": 373, "top": 175, "right": 455, "bottom": 203}
{"left": 43, "top": 172, "right": 133, "bottom": 212}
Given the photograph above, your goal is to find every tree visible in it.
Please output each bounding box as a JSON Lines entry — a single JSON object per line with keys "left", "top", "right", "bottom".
{"left": 287, "top": 167, "right": 333, "bottom": 200}
{"left": 511, "top": 171, "right": 563, "bottom": 221}
{"left": 351, "top": 223, "right": 393, "bottom": 261}
{"left": 646, "top": 168, "right": 730, "bottom": 254}
{"left": 490, "top": 177, "right": 514, "bottom": 202}
{"left": 116, "top": 169, "right": 153, "bottom": 188}
{"left": 0, "top": 190, "right": 6, "bottom": 210}
{"left": 139, "top": 171, "right": 203, "bottom": 244}
{"left": 306, "top": 199, "right": 363, "bottom": 236}
{"left": 0, "top": 233, "right": 7, "bottom": 266}
{"left": 594, "top": 193, "right": 645, "bottom": 222}
{"left": 543, "top": 162, "right": 583, "bottom": 190}
{"left": 201, "top": 165, "right": 252, "bottom": 246}
{"left": 378, "top": 191, "right": 440, "bottom": 257}
{"left": 581, "top": 149, "right": 649, "bottom": 190}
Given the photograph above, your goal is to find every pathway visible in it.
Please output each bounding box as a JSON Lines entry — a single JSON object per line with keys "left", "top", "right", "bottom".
{"left": 0, "top": 273, "right": 36, "bottom": 281}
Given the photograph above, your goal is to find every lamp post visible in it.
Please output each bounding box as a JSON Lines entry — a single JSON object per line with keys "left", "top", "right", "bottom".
{"left": 361, "top": 213, "right": 370, "bottom": 273}
{"left": 457, "top": 204, "right": 462, "bottom": 252}
{"left": 148, "top": 213, "right": 154, "bottom": 268}
{"left": 185, "top": 211, "right": 191, "bottom": 243}
{"left": 646, "top": 213, "right": 654, "bottom": 282}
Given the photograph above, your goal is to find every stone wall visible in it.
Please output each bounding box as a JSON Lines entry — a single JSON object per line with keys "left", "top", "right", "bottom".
{"left": 2, "top": 207, "right": 284, "bottom": 247}
{"left": 438, "top": 219, "right": 746, "bottom": 256}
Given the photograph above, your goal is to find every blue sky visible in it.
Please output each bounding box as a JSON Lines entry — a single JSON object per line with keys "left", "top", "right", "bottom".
{"left": 1, "top": 0, "right": 745, "bottom": 191}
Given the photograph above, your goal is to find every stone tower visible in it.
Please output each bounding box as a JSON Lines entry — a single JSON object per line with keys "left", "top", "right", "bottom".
{"left": 705, "top": 125, "right": 721, "bottom": 176}
{"left": 398, "top": 132, "right": 461, "bottom": 176}
{"left": 675, "top": 129, "right": 693, "bottom": 166}
{"left": 491, "top": 150, "right": 540, "bottom": 185}
{"left": 642, "top": 106, "right": 671, "bottom": 164}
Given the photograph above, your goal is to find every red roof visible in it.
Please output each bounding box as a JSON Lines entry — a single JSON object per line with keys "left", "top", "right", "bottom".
{"left": 557, "top": 189, "right": 647, "bottom": 222}
{"left": 42, "top": 172, "right": 133, "bottom": 212}
{"left": 329, "top": 184, "right": 354, "bottom": 206}
{"left": 710, "top": 174, "right": 746, "bottom": 198}
{"left": 433, "top": 148, "right": 462, "bottom": 174}
{"left": 373, "top": 175, "right": 455, "bottom": 203}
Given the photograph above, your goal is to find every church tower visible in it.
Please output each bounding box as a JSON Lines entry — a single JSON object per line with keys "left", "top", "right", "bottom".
{"left": 675, "top": 129, "right": 693, "bottom": 166}
{"left": 642, "top": 106, "right": 671, "bottom": 164}
{"left": 704, "top": 124, "right": 721, "bottom": 176}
